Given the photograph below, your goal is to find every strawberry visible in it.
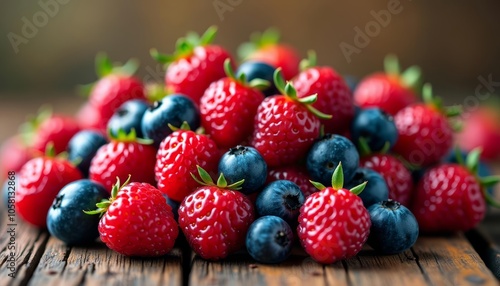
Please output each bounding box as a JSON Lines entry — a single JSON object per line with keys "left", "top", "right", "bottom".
{"left": 293, "top": 52, "right": 355, "bottom": 134}
{"left": 76, "top": 102, "right": 107, "bottom": 134}
{"left": 0, "top": 135, "right": 35, "bottom": 181}
{"left": 155, "top": 123, "right": 220, "bottom": 202}
{"left": 16, "top": 145, "right": 82, "bottom": 228}
{"left": 84, "top": 53, "right": 146, "bottom": 133}
{"left": 200, "top": 59, "right": 266, "bottom": 148}
{"left": 178, "top": 166, "right": 255, "bottom": 260}
{"left": 456, "top": 104, "right": 500, "bottom": 161}
{"left": 298, "top": 163, "right": 371, "bottom": 264}
{"left": 251, "top": 69, "right": 331, "bottom": 168}
{"left": 85, "top": 176, "right": 178, "bottom": 256}
{"left": 151, "top": 26, "right": 233, "bottom": 105}
{"left": 89, "top": 130, "right": 156, "bottom": 191}
{"left": 360, "top": 153, "right": 413, "bottom": 207}
{"left": 239, "top": 28, "right": 300, "bottom": 80}
{"left": 267, "top": 165, "right": 318, "bottom": 198}
{"left": 411, "top": 149, "right": 500, "bottom": 233}
{"left": 354, "top": 55, "right": 420, "bottom": 115}
{"left": 392, "top": 84, "right": 460, "bottom": 167}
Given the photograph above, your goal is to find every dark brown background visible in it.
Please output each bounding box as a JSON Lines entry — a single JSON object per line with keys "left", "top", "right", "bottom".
{"left": 1, "top": 0, "right": 500, "bottom": 141}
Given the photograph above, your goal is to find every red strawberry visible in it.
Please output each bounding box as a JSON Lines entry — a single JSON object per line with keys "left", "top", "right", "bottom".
{"left": 178, "top": 167, "right": 255, "bottom": 260}
{"left": 267, "top": 166, "right": 317, "bottom": 198}
{"left": 251, "top": 69, "right": 331, "bottom": 168}
{"left": 76, "top": 102, "right": 107, "bottom": 134}
{"left": 16, "top": 146, "right": 82, "bottom": 228}
{"left": 155, "top": 123, "right": 220, "bottom": 202}
{"left": 411, "top": 149, "right": 500, "bottom": 233}
{"left": 298, "top": 163, "right": 371, "bottom": 264}
{"left": 151, "top": 26, "right": 233, "bottom": 104}
{"left": 85, "top": 53, "right": 146, "bottom": 133}
{"left": 86, "top": 177, "right": 178, "bottom": 256}
{"left": 456, "top": 105, "right": 500, "bottom": 161}
{"left": 89, "top": 130, "right": 156, "bottom": 191}
{"left": 354, "top": 55, "right": 420, "bottom": 115}
{"left": 360, "top": 153, "right": 413, "bottom": 207}
{"left": 0, "top": 135, "right": 36, "bottom": 181}
{"left": 392, "top": 84, "right": 460, "bottom": 167}
{"left": 239, "top": 28, "right": 300, "bottom": 80}
{"left": 293, "top": 52, "right": 354, "bottom": 134}
{"left": 200, "top": 59, "right": 265, "bottom": 148}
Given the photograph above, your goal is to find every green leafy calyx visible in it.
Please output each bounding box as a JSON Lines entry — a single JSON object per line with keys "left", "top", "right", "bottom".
{"left": 190, "top": 165, "right": 244, "bottom": 190}
{"left": 84, "top": 175, "right": 131, "bottom": 216}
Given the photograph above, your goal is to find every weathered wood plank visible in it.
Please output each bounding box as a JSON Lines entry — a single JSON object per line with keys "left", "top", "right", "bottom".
{"left": 412, "top": 234, "right": 498, "bottom": 286}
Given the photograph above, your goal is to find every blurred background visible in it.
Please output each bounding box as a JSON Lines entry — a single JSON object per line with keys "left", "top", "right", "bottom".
{"left": 1, "top": 0, "right": 500, "bottom": 140}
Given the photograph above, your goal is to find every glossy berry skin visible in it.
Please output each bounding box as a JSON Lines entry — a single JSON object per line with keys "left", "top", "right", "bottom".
{"left": 246, "top": 216, "right": 294, "bottom": 264}
{"left": 368, "top": 200, "right": 419, "bottom": 254}
{"left": 298, "top": 187, "right": 371, "bottom": 264}
{"left": 200, "top": 78, "right": 264, "bottom": 148}
{"left": 236, "top": 61, "right": 278, "bottom": 97}
{"left": 351, "top": 108, "right": 398, "bottom": 152}
{"left": 155, "top": 130, "right": 220, "bottom": 202}
{"left": 166, "top": 45, "right": 233, "bottom": 104}
{"left": 360, "top": 154, "right": 413, "bottom": 207}
{"left": 0, "top": 135, "right": 34, "bottom": 181}
{"left": 107, "top": 99, "right": 150, "bottom": 138}
{"left": 16, "top": 157, "right": 83, "bottom": 228}
{"left": 218, "top": 146, "right": 267, "bottom": 195}
{"left": 294, "top": 66, "right": 354, "bottom": 134}
{"left": 67, "top": 130, "right": 108, "bottom": 177}
{"left": 411, "top": 164, "right": 486, "bottom": 233}
{"left": 76, "top": 102, "right": 108, "bottom": 133}
{"left": 98, "top": 182, "right": 178, "bottom": 256}
{"left": 267, "top": 166, "right": 317, "bottom": 198}
{"left": 47, "top": 180, "right": 108, "bottom": 245}
{"left": 178, "top": 186, "right": 255, "bottom": 260}
{"left": 354, "top": 73, "right": 417, "bottom": 116}
{"left": 247, "top": 44, "right": 300, "bottom": 81}
{"left": 444, "top": 149, "right": 494, "bottom": 194}
{"left": 32, "top": 115, "right": 81, "bottom": 155}
{"left": 393, "top": 104, "right": 453, "bottom": 167}
{"left": 89, "top": 141, "right": 157, "bottom": 192}
{"left": 251, "top": 96, "right": 321, "bottom": 168}
{"left": 141, "top": 94, "right": 200, "bottom": 147}
{"left": 345, "top": 168, "right": 389, "bottom": 208}
{"left": 306, "top": 134, "right": 359, "bottom": 186}
{"left": 256, "top": 180, "right": 305, "bottom": 227}
{"left": 90, "top": 75, "right": 146, "bottom": 127}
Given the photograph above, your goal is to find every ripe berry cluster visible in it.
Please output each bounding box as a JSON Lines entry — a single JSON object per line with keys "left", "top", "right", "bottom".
{"left": 1, "top": 27, "right": 499, "bottom": 264}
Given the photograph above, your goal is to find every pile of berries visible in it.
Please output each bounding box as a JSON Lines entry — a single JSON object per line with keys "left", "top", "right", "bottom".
{"left": 1, "top": 27, "right": 500, "bottom": 264}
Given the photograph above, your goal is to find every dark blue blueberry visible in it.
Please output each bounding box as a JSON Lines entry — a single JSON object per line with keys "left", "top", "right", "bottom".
{"left": 236, "top": 61, "right": 278, "bottom": 97}
{"left": 345, "top": 168, "right": 389, "bottom": 208}
{"left": 367, "top": 200, "right": 419, "bottom": 254}
{"left": 351, "top": 108, "right": 398, "bottom": 152}
{"left": 47, "top": 180, "right": 109, "bottom": 245}
{"left": 67, "top": 130, "right": 108, "bottom": 177}
{"left": 245, "top": 215, "right": 293, "bottom": 264}
{"left": 163, "top": 193, "right": 180, "bottom": 221}
{"left": 255, "top": 180, "right": 304, "bottom": 227}
{"left": 306, "top": 134, "right": 359, "bottom": 185}
{"left": 141, "top": 94, "right": 200, "bottom": 147}
{"left": 444, "top": 149, "right": 494, "bottom": 194}
{"left": 218, "top": 146, "right": 267, "bottom": 195}
{"left": 107, "top": 99, "right": 150, "bottom": 138}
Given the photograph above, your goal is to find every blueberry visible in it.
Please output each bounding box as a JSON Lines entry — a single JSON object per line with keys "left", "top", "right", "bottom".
{"left": 367, "top": 200, "right": 419, "bottom": 254}
{"left": 236, "top": 61, "right": 278, "bottom": 97}
{"left": 306, "top": 134, "right": 359, "bottom": 185}
{"left": 163, "top": 193, "right": 180, "bottom": 221}
{"left": 67, "top": 130, "right": 108, "bottom": 177}
{"left": 345, "top": 168, "right": 389, "bottom": 208}
{"left": 351, "top": 108, "right": 398, "bottom": 152}
{"left": 218, "top": 146, "right": 267, "bottom": 195}
{"left": 47, "top": 179, "right": 109, "bottom": 245}
{"left": 141, "top": 94, "right": 200, "bottom": 147}
{"left": 255, "top": 180, "right": 304, "bottom": 227}
{"left": 245, "top": 216, "right": 294, "bottom": 264}
{"left": 107, "top": 99, "right": 150, "bottom": 138}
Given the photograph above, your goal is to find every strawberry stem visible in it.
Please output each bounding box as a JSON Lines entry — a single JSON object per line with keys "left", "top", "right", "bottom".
{"left": 331, "top": 162, "right": 344, "bottom": 190}
{"left": 299, "top": 50, "right": 317, "bottom": 71}
{"left": 349, "top": 181, "right": 367, "bottom": 196}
